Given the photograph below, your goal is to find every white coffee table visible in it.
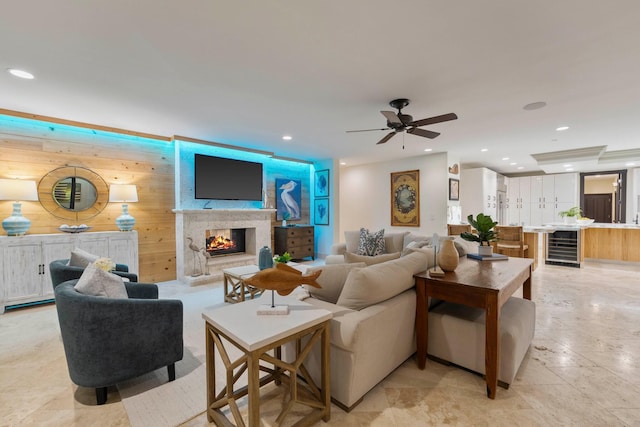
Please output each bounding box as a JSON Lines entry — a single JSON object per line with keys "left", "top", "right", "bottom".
{"left": 202, "top": 294, "right": 331, "bottom": 426}
{"left": 222, "top": 265, "right": 263, "bottom": 303}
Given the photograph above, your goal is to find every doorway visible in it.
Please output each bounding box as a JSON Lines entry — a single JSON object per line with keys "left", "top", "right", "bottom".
{"left": 580, "top": 170, "right": 626, "bottom": 223}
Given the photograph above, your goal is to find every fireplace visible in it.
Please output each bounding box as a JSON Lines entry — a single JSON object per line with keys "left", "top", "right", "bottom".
{"left": 205, "top": 228, "right": 246, "bottom": 256}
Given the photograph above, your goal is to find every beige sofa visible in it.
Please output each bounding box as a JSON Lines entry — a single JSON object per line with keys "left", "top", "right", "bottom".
{"left": 285, "top": 250, "right": 435, "bottom": 410}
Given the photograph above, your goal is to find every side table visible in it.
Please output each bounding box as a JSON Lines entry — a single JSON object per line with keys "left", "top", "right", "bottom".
{"left": 202, "top": 294, "right": 331, "bottom": 426}
{"left": 222, "top": 265, "right": 263, "bottom": 303}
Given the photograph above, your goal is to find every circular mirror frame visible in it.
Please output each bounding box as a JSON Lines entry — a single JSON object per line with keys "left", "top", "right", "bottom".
{"left": 38, "top": 166, "right": 109, "bottom": 221}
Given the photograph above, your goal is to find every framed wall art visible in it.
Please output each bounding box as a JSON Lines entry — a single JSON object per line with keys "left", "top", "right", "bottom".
{"left": 314, "top": 198, "right": 329, "bottom": 225}
{"left": 390, "top": 170, "right": 420, "bottom": 227}
{"left": 315, "top": 169, "right": 329, "bottom": 198}
{"left": 276, "top": 178, "right": 302, "bottom": 220}
{"left": 449, "top": 178, "right": 460, "bottom": 201}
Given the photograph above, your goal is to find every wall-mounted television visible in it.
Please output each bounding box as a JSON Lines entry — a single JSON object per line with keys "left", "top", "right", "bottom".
{"left": 194, "top": 154, "right": 263, "bottom": 201}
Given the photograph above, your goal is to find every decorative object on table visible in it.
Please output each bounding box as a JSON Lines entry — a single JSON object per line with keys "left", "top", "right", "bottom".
{"left": 273, "top": 251, "right": 292, "bottom": 264}
{"left": 449, "top": 178, "right": 460, "bottom": 201}
{"left": 108, "top": 184, "right": 138, "bottom": 231}
{"left": 244, "top": 262, "right": 322, "bottom": 315}
{"left": 315, "top": 169, "right": 329, "bottom": 197}
{"left": 428, "top": 233, "right": 445, "bottom": 277}
{"left": 276, "top": 178, "right": 301, "bottom": 221}
{"left": 576, "top": 217, "right": 595, "bottom": 225}
{"left": 460, "top": 213, "right": 498, "bottom": 257}
{"left": 314, "top": 198, "right": 329, "bottom": 225}
{"left": 438, "top": 236, "right": 459, "bottom": 272}
{"left": 281, "top": 211, "right": 290, "bottom": 227}
{"left": 391, "top": 170, "right": 419, "bottom": 226}
{"left": 58, "top": 224, "right": 92, "bottom": 233}
{"left": 245, "top": 262, "right": 321, "bottom": 296}
{"left": 93, "top": 257, "right": 116, "bottom": 272}
{"left": 186, "top": 237, "right": 204, "bottom": 277}
{"left": 558, "top": 206, "right": 582, "bottom": 224}
{"left": 467, "top": 252, "right": 508, "bottom": 261}
{"left": 0, "top": 178, "right": 38, "bottom": 236}
{"left": 258, "top": 246, "right": 273, "bottom": 270}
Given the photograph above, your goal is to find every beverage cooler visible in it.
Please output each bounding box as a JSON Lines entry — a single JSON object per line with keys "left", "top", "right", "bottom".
{"left": 546, "top": 229, "right": 580, "bottom": 267}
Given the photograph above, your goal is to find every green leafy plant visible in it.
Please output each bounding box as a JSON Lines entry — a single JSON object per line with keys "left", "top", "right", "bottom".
{"left": 558, "top": 206, "right": 582, "bottom": 218}
{"left": 273, "top": 252, "right": 292, "bottom": 263}
{"left": 282, "top": 212, "right": 291, "bottom": 221}
{"left": 460, "top": 213, "right": 498, "bottom": 246}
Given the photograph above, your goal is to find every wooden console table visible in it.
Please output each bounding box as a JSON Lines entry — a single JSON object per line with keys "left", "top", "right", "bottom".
{"left": 414, "top": 256, "right": 533, "bottom": 399}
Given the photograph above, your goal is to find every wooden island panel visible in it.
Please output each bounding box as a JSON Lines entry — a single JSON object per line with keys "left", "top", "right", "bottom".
{"left": 583, "top": 227, "right": 640, "bottom": 262}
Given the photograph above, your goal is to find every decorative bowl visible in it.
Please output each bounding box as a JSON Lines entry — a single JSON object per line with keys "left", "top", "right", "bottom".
{"left": 576, "top": 218, "right": 595, "bottom": 225}
{"left": 59, "top": 224, "right": 92, "bottom": 233}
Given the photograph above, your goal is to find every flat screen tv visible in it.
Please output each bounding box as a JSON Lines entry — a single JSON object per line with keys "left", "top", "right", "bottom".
{"left": 194, "top": 154, "right": 263, "bottom": 201}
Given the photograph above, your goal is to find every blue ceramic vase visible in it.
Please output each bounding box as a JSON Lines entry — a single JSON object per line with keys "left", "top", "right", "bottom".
{"left": 258, "top": 246, "right": 273, "bottom": 270}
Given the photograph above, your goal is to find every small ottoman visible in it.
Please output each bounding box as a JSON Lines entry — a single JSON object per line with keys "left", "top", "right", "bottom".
{"left": 427, "top": 296, "right": 535, "bottom": 386}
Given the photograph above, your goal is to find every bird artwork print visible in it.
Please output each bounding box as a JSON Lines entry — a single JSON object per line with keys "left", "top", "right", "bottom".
{"left": 277, "top": 179, "right": 301, "bottom": 220}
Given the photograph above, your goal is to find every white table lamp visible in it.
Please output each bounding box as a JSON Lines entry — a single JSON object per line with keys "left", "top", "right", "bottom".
{"left": 0, "top": 179, "right": 39, "bottom": 236}
{"left": 109, "top": 184, "right": 138, "bottom": 231}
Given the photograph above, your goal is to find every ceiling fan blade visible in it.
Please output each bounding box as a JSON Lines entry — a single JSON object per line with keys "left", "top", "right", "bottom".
{"left": 409, "top": 112, "right": 458, "bottom": 127}
{"left": 376, "top": 132, "right": 397, "bottom": 145}
{"left": 408, "top": 127, "right": 440, "bottom": 139}
{"left": 346, "top": 127, "right": 389, "bottom": 133}
{"left": 380, "top": 110, "right": 402, "bottom": 125}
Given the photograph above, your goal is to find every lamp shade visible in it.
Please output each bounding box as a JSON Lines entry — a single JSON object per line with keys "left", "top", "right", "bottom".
{"left": 0, "top": 179, "right": 38, "bottom": 202}
{"left": 108, "top": 184, "right": 138, "bottom": 203}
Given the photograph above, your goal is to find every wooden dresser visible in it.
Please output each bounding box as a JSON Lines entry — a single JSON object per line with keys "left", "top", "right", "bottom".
{"left": 274, "top": 226, "right": 314, "bottom": 260}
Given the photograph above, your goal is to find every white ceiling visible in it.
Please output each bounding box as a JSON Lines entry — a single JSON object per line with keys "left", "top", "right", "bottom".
{"left": 2, "top": 1, "right": 640, "bottom": 175}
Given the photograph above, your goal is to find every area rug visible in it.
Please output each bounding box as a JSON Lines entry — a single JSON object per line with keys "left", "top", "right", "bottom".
{"left": 117, "top": 282, "right": 226, "bottom": 427}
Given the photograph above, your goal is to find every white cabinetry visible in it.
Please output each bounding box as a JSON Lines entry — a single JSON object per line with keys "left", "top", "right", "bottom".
{"left": 0, "top": 231, "right": 138, "bottom": 311}
{"left": 460, "top": 168, "right": 498, "bottom": 220}
{"left": 506, "top": 176, "right": 531, "bottom": 225}
{"left": 529, "top": 174, "right": 578, "bottom": 225}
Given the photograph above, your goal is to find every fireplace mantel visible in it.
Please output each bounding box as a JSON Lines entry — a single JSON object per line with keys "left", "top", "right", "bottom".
{"left": 174, "top": 208, "right": 275, "bottom": 285}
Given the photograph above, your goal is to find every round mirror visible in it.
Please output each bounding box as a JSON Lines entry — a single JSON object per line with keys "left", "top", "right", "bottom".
{"left": 52, "top": 176, "right": 98, "bottom": 211}
{"left": 38, "top": 166, "right": 109, "bottom": 221}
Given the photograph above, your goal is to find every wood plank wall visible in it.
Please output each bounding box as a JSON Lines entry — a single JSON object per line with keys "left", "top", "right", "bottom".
{"left": 0, "top": 114, "right": 176, "bottom": 282}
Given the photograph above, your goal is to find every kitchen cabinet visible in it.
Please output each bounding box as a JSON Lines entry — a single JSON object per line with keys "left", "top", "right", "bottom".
{"left": 0, "top": 231, "right": 138, "bottom": 311}
{"left": 460, "top": 168, "right": 498, "bottom": 220}
{"left": 506, "top": 176, "right": 531, "bottom": 225}
{"left": 530, "top": 173, "right": 578, "bottom": 225}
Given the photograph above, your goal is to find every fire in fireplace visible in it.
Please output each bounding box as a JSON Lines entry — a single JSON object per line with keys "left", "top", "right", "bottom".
{"left": 205, "top": 228, "right": 246, "bottom": 256}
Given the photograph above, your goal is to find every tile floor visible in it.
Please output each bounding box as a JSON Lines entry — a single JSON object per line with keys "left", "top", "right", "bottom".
{"left": 1, "top": 260, "right": 639, "bottom": 426}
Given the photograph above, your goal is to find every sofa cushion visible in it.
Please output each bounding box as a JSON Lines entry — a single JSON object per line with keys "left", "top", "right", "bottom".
{"left": 452, "top": 236, "right": 478, "bottom": 256}
{"left": 344, "top": 251, "right": 401, "bottom": 266}
{"left": 403, "top": 246, "right": 436, "bottom": 270}
{"left": 357, "top": 228, "right": 385, "bottom": 256}
{"left": 337, "top": 251, "right": 428, "bottom": 310}
{"left": 74, "top": 263, "right": 128, "bottom": 299}
{"left": 304, "top": 262, "right": 366, "bottom": 304}
{"left": 68, "top": 247, "right": 100, "bottom": 268}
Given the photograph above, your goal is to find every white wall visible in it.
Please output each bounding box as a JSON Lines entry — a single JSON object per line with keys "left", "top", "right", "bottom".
{"left": 336, "top": 153, "right": 449, "bottom": 242}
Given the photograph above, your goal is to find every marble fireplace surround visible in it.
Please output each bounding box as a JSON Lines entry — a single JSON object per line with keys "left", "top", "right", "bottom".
{"left": 174, "top": 209, "right": 275, "bottom": 285}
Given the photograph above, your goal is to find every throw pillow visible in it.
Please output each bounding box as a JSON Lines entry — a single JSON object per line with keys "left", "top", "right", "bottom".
{"left": 357, "top": 228, "right": 385, "bottom": 256}
{"left": 384, "top": 231, "right": 410, "bottom": 254}
{"left": 337, "top": 251, "right": 429, "bottom": 310}
{"left": 74, "top": 263, "right": 128, "bottom": 299}
{"left": 344, "top": 251, "right": 401, "bottom": 266}
{"left": 68, "top": 247, "right": 100, "bottom": 268}
{"left": 344, "top": 230, "right": 361, "bottom": 253}
{"left": 304, "top": 262, "right": 366, "bottom": 304}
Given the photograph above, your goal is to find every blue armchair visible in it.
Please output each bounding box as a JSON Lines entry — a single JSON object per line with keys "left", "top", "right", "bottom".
{"left": 53, "top": 279, "right": 183, "bottom": 404}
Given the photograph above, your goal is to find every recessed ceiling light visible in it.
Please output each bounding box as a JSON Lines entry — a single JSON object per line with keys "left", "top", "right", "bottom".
{"left": 423, "top": 148, "right": 432, "bottom": 152}
{"left": 481, "top": 148, "right": 488, "bottom": 152}
{"left": 340, "top": 162, "right": 346, "bottom": 165}
{"left": 502, "top": 157, "right": 510, "bottom": 161}
{"left": 523, "top": 101, "right": 547, "bottom": 111}
{"left": 510, "top": 162, "right": 517, "bottom": 166}
{"left": 566, "top": 168, "right": 574, "bottom": 172}
{"left": 625, "top": 162, "right": 635, "bottom": 166}
{"left": 517, "top": 166, "right": 524, "bottom": 170}
{"left": 563, "top": 164, "right": 572, "bottom": 168}
{"left": 282, "top": 135, "right": 292, "bottom": 141}
{"left": 7, "top": 68, "right": 34, "bottom": 79}
{"left": 556, "top": 126, "right": 569, "bottom": 131}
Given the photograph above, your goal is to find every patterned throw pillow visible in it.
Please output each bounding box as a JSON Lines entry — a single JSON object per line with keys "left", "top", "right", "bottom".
{"left": 357, "top": 228, "right": 385, "bottom": 256}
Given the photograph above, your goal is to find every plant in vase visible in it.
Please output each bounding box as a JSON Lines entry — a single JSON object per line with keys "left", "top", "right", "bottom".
{"left": 273, "top": 252, "right": 292, "bottom": 264}
{"left": 558, "top": 206, "right": 582, "bottom": 224}
{"left": 460, "top": 213, "right": 498, "bottom": 256}
{"left": 281, "top": 212, "right": 291, "bottom": 227}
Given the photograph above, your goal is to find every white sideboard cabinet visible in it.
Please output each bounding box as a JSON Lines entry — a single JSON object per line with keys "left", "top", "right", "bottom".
{"left": 0, "top": 231, "right": 138, "bottom": 311}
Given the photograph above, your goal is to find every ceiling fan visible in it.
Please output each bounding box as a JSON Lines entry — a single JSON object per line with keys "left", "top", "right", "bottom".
{"left": 347, "top": 98, "right": 458, "bottom": 145}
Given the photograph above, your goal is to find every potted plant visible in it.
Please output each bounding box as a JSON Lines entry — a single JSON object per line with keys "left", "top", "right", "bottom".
{"left": 558, "top": 206, "right": 582, "bottom": 224}
{"left": 460, "top": 213, "right": 498, "bottom": 256}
